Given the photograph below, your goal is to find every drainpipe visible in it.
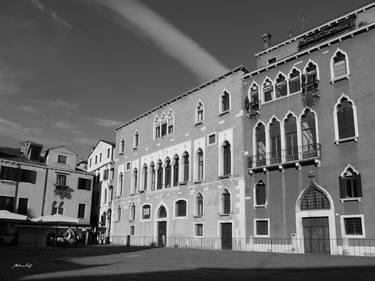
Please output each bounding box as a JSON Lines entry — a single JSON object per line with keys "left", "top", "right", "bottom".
{"left": 41, "top": 168, "right": 49, "bottom": 216}
{"left": 13, "top": 164, "right": 21, "bottom": 212}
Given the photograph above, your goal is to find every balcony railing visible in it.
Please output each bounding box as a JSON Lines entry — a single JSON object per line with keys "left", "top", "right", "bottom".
{"left": 248, "top": 144, "right": 321, "bottom": 169}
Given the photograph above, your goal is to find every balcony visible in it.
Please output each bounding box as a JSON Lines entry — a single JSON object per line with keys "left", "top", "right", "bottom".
{"left": 248, "top": 144, "right": 321, "bottom": 172}
{"left": 54, "top": 184, "right": 73, "bottom": 198}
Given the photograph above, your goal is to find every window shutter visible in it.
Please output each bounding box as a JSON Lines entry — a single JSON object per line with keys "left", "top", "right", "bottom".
{"left": 339, "top": 176, "right": 345, "bottom": 199}
{"left": 356, "top": 174, "right": 362, "bottom": 197}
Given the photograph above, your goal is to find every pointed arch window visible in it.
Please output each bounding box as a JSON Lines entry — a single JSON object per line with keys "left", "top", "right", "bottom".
{"left": 120, "top": 138, "right": 125, "bottom": 154}
{"left": 332, "top": 50, "right": 349, "bottom": 80}
{"left": 222, "top": 189, "right": 231, "bottom": 214}
{"left": 262, "top": 79, "right": 274, "bottom": 102}
{"left": 196, "top": 102, "right": 204, "bottom": 123}
{"left": 275, "top": 73, "right": 287, "bottom": 98}
{"left": 255, "top": 122, "right": 266, "bottom": 166}
{"left": 133, "top": 168, "right": 138, "bottom": 193}
{"left": 182, "top": 151, "right": 189, "bottom": 182}
{"left": 167, "top": 110, "right": 174, "bottom": 134}
{"left": 130, "top": 203, "right": 135, "bottom": 221}
{"left": 158, "top": 205, "right": 167, "bottom": 218}
{"left": 51, "top": 201, "right": 57, "bottom": 215}
{"left": 197, "top": 148, "right": 204, "bottom": 181}
{"left": 196, "top": 193, "right": 203, "bottom": 217}
{"left": 304, "top": 62, "right": 319, "bottom": 86}
{"left": 165, "top": 157, "right": 171, "bottom": 188}
{"left": 339, "top": 166, "right": 362, "bottom": 199}
{"left": 154, "top": 117, "right": 161, "bottom": 139}
{"left": 142, "top": 164, "right": 148, "bottom": 191}
{"left": 133, "top": 131, "right": 139, "bottom": 148}
{"left": 255, "top": 180, "right": 266, "bottom": 206}
{"left": 58, "top": 202, "right": 64, "bottom": 215}
{"left": 157, "top": 160, "right": 163, "bottom": 190}
{"left": 289, "top": 68, "right": 301, "bottom": 94}
{"left": 335, "top": 97, "right": 356, "bottom": 141}
{"left": 301, "top": 109, "right": 318, "bottom": 158}
{"left": 269, "top": 119, "right": 281, "bottom": 164}
{"left": 300, "top": 185, "right": 330, "bottom": 210}
{"left": 150, "top": 162, "right": 156, "bottom": 191}
{"left": 161, "top": 114, "right": 167, "bottom": 137}
{"left": 223, "top": 141, "right": 231, "bottom": 176}
{"left": 173, "top": 155, "right": 179, "bottom": 186}
{"left": 284, "top": 114, "right": 298, "bottom": 161}
{"left": 221, "top": 91, "right": 230, "bottom": 113}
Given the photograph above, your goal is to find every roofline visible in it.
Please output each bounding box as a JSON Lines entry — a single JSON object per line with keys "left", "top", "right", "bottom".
{"left": 254, "top": 1, "right": 375, "bottom": 57}
{"left": 115, "top": 66, "right": 249, "bottom": 131}
{"left": 243, "top": 22, "right": 375, "bottom": 79}
{"left": 46, "top": 145, "right": 78, "bottom": 156}
{"left": 87, "top": 139, "right": 115, "bottom": 159}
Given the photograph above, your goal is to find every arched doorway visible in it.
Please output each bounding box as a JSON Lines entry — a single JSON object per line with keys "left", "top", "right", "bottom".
{"left": 295, "top": 183, "right": 336, "bottom": 254}
{"left": 156, "top": 205, "right": 167, "bottom": 247}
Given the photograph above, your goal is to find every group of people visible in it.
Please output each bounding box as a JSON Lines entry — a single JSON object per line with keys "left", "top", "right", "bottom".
{"left": 46, "top": 226, "right": 107, "bottom": 247}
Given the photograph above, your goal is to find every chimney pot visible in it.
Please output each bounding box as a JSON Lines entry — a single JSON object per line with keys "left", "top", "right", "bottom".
{"left": 262, "top": 33, "right": 272, "bottom": 49}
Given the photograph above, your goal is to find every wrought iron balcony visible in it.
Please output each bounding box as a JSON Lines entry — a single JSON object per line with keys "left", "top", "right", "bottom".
{"left": 248, "top": 144, "right": 321, "bottom": 171}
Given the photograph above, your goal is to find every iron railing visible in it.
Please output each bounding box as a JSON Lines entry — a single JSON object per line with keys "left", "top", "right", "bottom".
{"left": 110, "top": 235, "right": 375, "bottom": 257}
{"left": 248, "top": 144, "right": 321, "bottom": 169}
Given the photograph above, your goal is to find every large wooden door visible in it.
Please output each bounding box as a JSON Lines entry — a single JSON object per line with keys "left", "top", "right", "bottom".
{"left": 303, "top": 217, "right": 330, "bottom": 254}
{"left": 221, "top": 223, "right": 232, "bottom": 250}
{"left": 157, "top": 221, "right": 167, "bottom": 247}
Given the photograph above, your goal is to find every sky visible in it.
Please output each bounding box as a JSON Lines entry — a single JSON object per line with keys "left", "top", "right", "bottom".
{"left": 0, "top": 0, "right": 371, "bottom": 159}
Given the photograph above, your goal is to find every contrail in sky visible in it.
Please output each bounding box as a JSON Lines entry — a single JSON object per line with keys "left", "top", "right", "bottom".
{"left": 97, "top": 0, "right": 229, "bottom": 81}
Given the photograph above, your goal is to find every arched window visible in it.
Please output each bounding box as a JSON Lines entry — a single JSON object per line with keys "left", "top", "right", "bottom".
{"left": 150, "top": 162, "right": 156, "bottom": 191}
{"left": 304, "top": 61, "right": 319, "bottom": 86}
{"left": 262, "top": 78, "right": 273, "bottom": 102}
{"left": 120, "top": 138, "right": 125, "bottom": 153}
{"left": 335, "top": 96, "right": 356, "bottom": 141}
{"left": 288, "top": 68, "right": 301, "bottom": 94}
{"left": 142, "top": 204, "right": 151, "bottom": 220}
{"left": 175, "top": 200, "right": 187, "bottom": 217}
{"left": 331, "top": 50, "right": 349, "bottom": 80}
{"left": 339, "top": 166, "right": 362, "bottom": 199}
{"left": 161, "top": 114, "right": 167, "bottom": 137}
{"left": 133, "top": 168, "right": 138, "bottom": 193}
{"left": 300, "top": 185, "right": 330, "bottom": 210}
{"left": 165, "top": 157, "right": 171, "bottom": 188}
{"left": 182, "top": 151, "right": 189, "bottom": 182}
{"left": 154, "top": 116, "right": 160, "bottom": 139}
{"left": 255, "top": 180, "right": 266, "bottom": 206}
{"left": 284, "top": 113, "right": 298, "bottom": 161}
{"left": 157, "top": 160, "right": 163, "bottom": 190}
{"left": 222, "top": 189, "right": 231, "bottom": 214}
{"left": 255, "top": 122, "right": 266, "bottom": 166}
{"left": 197, "top": 148, "right": 204, "bottom": 181}
{"left": 130, "top": 203, "right": 136, "bottom": 221}
{"left": 158, "top": 205, "right": 167, "bottom": 218}
{"left": 301, "top": 109, "right": 318, "bottom": 158}
{"left": 221, "top": 91, "right": 230, "bottom": 113}
{"left": 223, "top": 141, "right": 231, "bottom": 176}
{"left": 173, "top": 155, "right": 179, "bottom": 186}
{"left": 167, "top": 110, "right": 174, "bottom": 134}
{"left": 269, "top": 118, "right": 281, "bottom": 164}
{"left": 58, "top": 202, "right": 64, "bottom": 215}
{"left": 119, "top": 173, "right": 124, "bottom": 195}
{"left": 196, "top": 102, "right": 204, "bottom": 123}
{"left": 249, "top": 83, "right": 259, "bottom": 104}
{"left": 51, "top": 201, "right": 57, "bottom": 215}
{"left": 275, "top": 73, "right": 287, "bottom": 98}
{"left": 142, "top": 164, "right": 148, "bottom": 191}
{"left": 196, "top": 193, "right": 203, "bottom": 217}
{"left": 133, "top": 131, "right": 139, "bottom": 148}
{"left": 117, "top": 206, "right": 121, "bottom": 222}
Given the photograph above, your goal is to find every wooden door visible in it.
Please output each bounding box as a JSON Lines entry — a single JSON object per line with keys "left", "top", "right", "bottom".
{"left": 221, "top": 223, "right": 232, "bottom": 250}
{"left": 157, "top": 221, "right": 167, "bottom": 247}
{"left": 303, "top": 217, "right": 330, "bottom": 254}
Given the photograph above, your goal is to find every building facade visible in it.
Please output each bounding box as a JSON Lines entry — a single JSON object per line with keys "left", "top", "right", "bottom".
{"left": 87, "top": 140, "right": 115, "bottom": 237}
{"left": 0, "top": 141, "right": 93, "bottom": 223}
{"left": 243, "top": 2, "right": 375, "bottom": 255}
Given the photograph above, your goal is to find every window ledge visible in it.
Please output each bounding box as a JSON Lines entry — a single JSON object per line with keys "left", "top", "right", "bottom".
{"left": 342, "top": 234, "right": 366, "bottom": 239}
{"left": 129, "top": 219, "right": 134, "bottom": 222}
{"left": 219, "top": 213, "right": 232, "bottom": 217}
{"left": 133, "top": 147, "right": 138, "bottom": 151}
{"left": 335, "top": 136, "right": 358, "bottom": 144}
{"left": 218, "top": 175, "right": 231, "bottom": 180}
{"left": 194, "top": 122, "right": 203, "bottom": 127}
{"left": 174, "top": 216, "right": 187, "bottom": 220}
{"left": 330, "top": 75, "right": 349, "bottom": 84}
{"left": 0, "top": 180, "right": 16, "bottom": 185}
{"left": 219, "top": 110, "right": 230, "bottom": 117}
{"left": 340, "top": 197, "right": 361, "bottom": 203}
{"left": 140, "top": 218, "right": 151, "bottom": 222}
{"left": 179, "top": 182, "right": 188, "bottom": 186}
{"left": 193, "top": 215, "right": 203, "bottom": 219}
{"left": 254, "top": 204, "right": 267, "bottom": 208}
{"left": 193, "top": 180, "right": 203, "bottom": 184}
{"left": 254, "top": 234, "right": 270, "bottom": 238}
{"left": 119, "top": 152, "right": 124, "bottom": 155}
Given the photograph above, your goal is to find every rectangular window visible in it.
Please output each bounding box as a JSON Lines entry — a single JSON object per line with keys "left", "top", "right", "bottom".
{"left": 161, "top": 123, "right": 167, "bottom": 136}
{"left": 267, "top": 57, "right": 276, "bottom": 64}
{"left": 343, "top": 217, "right": 364, "bottom": 236}
{"left": 263, "top": 87, "right": 273, "bottom": 102}
{"left": 0, "top": 166, "right": 18, "bottom": 182}
{"left": 17, "top": 198, "right": 28, "bottom": 215}
{"left": 56, "top": 174, "right": 67, "bottom": 186}
{"left": 130, "top": 226, "right": 135, "bottom": 235}
{"left": 99, "top": 153, "right": 102, "bottom": 162}
{"left": 58, "top": 155, "right": 67, "bottom": 164}
{"left": 195, "top": 223, "right": 203, "bottom": 236}
{"left": 168, "top": 124, "right": 174, "bottom": 134}
{"left": 78, "top": 178, "right": 91, "bottom": 190}
{"left": 255, "top": 219, "right": 269, "bottom": 236}
{"left": 155, "top": 127, "right": 160, "bottom": 139}
{"left": 95, "top": 156, "right": 98, "bottom": 164}
{"left": 126, "top": 162, "right": 131, "bottom": 171}
{"left": 19, "top": 169, "right": 37, "bottom": 184}
{"left": 103, "top": 169, "right": 109, "bottom": 180}
{"left": 142, "top": 206, "right": 151, "bottom": 220}
{"left": 78, "top": 203, "right": 85, "bottom": 219}
{"left": 107, "top": 148, "right": 110, "bottom": 158}
{"left": 0, "top": 196, "right": 14, "bottom": 212}
{"left": 89, "top": 159, "right": 92, "bottom": 167}
{"left": 208, "top": 133, "right": 216, "bottom": 145}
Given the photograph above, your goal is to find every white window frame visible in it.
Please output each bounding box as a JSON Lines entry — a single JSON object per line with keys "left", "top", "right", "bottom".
{"left": 207, "top": 132, "right": 217, "bottom": 146}
{"left": 253, "top": 180, "right": 267, "bottom": 208}
{"left": 254, "top": 218, "right": 270, "bottom": 238}
{"left": 173, "top": 198, "right": 188, "bottom": 219}
{"left": 287, "top": 66, "right": 302, "bottom": 95}
{"left": 330, "top": 48, "right": 350, "bottom": 83}
{"left": 195, "top": 101, "right": 205, "bottom": 124}
{"left": 133, "top": 131, "right": 139, "bottom": 149}
{"left": 219, "top": 89, "right": 231, "bottom": 114}
{"left": 119, "top": 138, "right": 125, "bottom": 154}
{"left": 193, "top": 222, "right": 204, "bottom": 238}
{"left": 274, "top": 71, "right": 288, "bottom": 99}
{"left": 303, "top": 59, "right": 320, "bottom": 81}
{"left": 261, "top": 77, "right": 274, "bottom": 104}
{"left": 167, "top": 109, "right": 175, "bottom": 135}
{"left": 339, "top": 164, "right": 361, "bottom": 203}
{"left": 340, "top": 214, "right": 365, "bottom": 238}
{"left": 219, "top": 188, "right": 232, "bottom": 216}
{"left": 140, "top": 203, "right": 152, "bottom": 221}
{"left": 153, "top": 115, "right": 160, "bottom": 140}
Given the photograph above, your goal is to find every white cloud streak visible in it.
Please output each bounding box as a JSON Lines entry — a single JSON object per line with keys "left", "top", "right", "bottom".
{"left": 17, "top": 105, "right": 41, "bottom": 114}
{"left": 55, "top": 121, "right": 76, "bottom": 130}
{"left": 88, "top": 117, "right": 121, "bottom": 128}
{"left": 21, "top": 98, "right": 79, "bottom": 110}
{"left": 30, "top": 0, "right": 73, "bottom": 29}
{"left": 97, "top": 0, "right": 228, "bottom": 81}
{"left": 0, "top": 117, "right": 42, "bottom": 141}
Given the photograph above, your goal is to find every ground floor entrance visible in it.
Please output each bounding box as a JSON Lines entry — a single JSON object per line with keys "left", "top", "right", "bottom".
{"left": 221, "top": 223, "right": 232, "bottom": 250}
{"left": 157, "top": 221, "right": 167, "bottom": 247}
{"left": 302, "top": 217, "right": 330, "bottom": 254}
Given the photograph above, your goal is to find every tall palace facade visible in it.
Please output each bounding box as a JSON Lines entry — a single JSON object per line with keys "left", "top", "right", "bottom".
{"left": 110, "top": 2, "right": 375, "bottom": 255}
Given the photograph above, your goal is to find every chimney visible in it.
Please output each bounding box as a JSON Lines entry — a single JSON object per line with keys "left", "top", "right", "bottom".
{"left": 262, "top": 33, "right": 272, "bottom": 49}
{"left": 289, "top": 30, "right": 293, "bottom": 39}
